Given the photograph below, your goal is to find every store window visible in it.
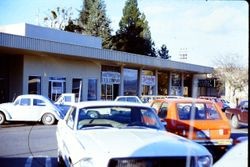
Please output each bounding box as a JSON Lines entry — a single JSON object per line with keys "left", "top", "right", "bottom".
{"left": 142, "top": 70, "right": 155, "bottom": 95}
{"left": 48, "top": 77, "right": 66, "bottom": 101}
{"left": 124, "top": 68, "right": 138, "bottom": 96}
{"left": 88, "top": 79, "right": 97, "bottom": 100}
{"left": 158, "top": 72, "right": 169, "bottom": 95}
{"left": 28, "top": 76, "right": 41, "bottom": 94}
{"left": 72, "top": 78, "right": 82, "bottom": 102}
{"left": 170, "top": 73, "right": 182, "bottom": 96}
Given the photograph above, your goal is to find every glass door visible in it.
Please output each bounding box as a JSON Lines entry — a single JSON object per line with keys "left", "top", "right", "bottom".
{"left": 101, "top": 84, "right": 113, "bottom": 100}
{"left": 49, "top": 77, "right": 66, "bottom": 101}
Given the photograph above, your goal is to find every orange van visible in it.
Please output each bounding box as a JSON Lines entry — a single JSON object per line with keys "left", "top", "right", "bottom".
{"left": 150, "top": 98, "right": 232, "bottom": 148}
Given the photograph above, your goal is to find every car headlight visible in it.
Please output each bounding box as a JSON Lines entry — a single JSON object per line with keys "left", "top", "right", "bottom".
{"left": 197, "top": 155, "right": 213, "bottom": 167}
{"left": 75, "top": 158, "right": 94, "bottom": 167}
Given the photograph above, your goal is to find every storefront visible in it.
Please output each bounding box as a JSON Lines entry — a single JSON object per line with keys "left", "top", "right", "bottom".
{"left": 0, "top": 23, "right": 214, "bottom": 102}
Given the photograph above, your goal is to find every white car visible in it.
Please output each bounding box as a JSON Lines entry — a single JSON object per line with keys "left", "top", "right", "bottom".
{"left": 0, "top": 94, "right": 63, "bottom": 125}
{"left": 114, "top": 96, "right": 143, "bottom": 104}
{"left": 56, "top": 101, "right": 213, "bottom": 167}
{"left": 213, "top": 139, "right": 248, "bottom": 167}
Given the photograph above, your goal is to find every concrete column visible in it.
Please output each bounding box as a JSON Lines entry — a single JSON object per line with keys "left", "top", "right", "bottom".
{"left": 119, "top": 66, "right": 124, "bottom": 96}
{"left": 168, "top": 72, "right": 172, "bottom": 95}
{"left": 82, "top": 79, "right": 88, "bottom": 101}
{"left": 192, "top": 74, "right": 200, "bottom": 98}
{"left": 138, "top": 68, "right": 143, "bottom": 97}
{"left": 66, "top": 77, "right": 72, "bottom": 93}
{"left": 181, "top": 73, "right": 184, "bottom": 96}
{"left": 154, "top": 69, "right": 158, "bottom": 95}
{"left": 42, "top": 73, "right": 49, "bottom": 98}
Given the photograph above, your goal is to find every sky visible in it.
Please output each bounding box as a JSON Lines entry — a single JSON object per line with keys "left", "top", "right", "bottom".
{"left": 0, "top": 0, "right": 248, "bottom": 67}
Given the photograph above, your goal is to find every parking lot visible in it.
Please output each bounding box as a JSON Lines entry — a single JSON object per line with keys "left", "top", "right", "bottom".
{"left": 0, "top": 122, "right": 248, "bottom": 167}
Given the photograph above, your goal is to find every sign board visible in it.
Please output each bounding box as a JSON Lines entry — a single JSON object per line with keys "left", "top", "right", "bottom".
{"left": 101, "top": 72, "right": 120, "bottom": 84}
{"left": 142, "top": 75, "right": 155, "bottom": 86}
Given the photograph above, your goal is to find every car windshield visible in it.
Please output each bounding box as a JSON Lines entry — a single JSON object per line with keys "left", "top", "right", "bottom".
{"left": 77, "top": 106, "right": 164, "bottom": 130}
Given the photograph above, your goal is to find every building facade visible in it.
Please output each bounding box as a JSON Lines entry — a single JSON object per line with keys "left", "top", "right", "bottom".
{"left": 0, "top": 23, "right": 214, "bottom": 103}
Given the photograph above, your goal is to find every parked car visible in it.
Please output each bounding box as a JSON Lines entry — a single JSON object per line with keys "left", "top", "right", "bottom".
{"left": 198, "top": 96, "right": 232, "bottom": 111}
{"left": 213, "top": 139, "right": 248, "bottom": 167}
{"left": 140, "top": 95, "right": 166, "bottom": 104}
{"left": 225, "top": 100, "right": 248, "bottom": 129}
{"left": 0, "top": 94, "right": 63, "bottom": 125}
{"left": 54, "top": 93, "right": 79, "bottom": 105}
{"left": 150, "top": 98, "right": 233, "bottom": 149}
{"left": 56, "top": 101, "right": 213, "bottom": 167}
{"left": 114, "top": 96, "right": 143, "bottom": 104}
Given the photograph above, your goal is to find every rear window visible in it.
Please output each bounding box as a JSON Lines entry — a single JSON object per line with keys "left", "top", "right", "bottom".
{"left": 177, "top": 102, "right": 221, "bottom": 120}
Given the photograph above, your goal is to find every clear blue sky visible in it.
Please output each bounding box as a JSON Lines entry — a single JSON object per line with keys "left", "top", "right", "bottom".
{"left": 0, "top": 0, "right": 248, "bottom": 67}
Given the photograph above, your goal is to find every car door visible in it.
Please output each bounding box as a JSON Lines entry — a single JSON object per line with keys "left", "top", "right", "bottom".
{"left": 59, "top": 108, "right": 82, "bottom": 162}
{"left": 10, "top": 97, "right": 34, "bottom": 121}
{"left": 240, "top": 101, "right": 248, "bottom": 124}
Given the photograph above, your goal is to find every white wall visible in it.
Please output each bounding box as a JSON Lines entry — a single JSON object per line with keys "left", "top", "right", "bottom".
{"left": 0, "top": 23, "right": 102, "bottom": 49}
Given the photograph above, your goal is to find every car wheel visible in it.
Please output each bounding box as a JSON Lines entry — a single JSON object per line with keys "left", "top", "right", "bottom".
{"left": 0, "top": 112, "right": 5, "bottom": 125}
{"left": 231, "top": 115, "right": 240, "bottom": 129}
{"left": 42, "top": 113, "right": 55, "bottom": 125}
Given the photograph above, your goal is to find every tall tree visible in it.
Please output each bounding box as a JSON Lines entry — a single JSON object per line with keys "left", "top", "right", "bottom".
{"left": 158, "top": 44, "right": 171, "bottom": 59}
{"left": 78, "top": 0, "right": 112, "bottom": 48}
{"left": 110, "top": 0, "right": 156, "bottom": 56}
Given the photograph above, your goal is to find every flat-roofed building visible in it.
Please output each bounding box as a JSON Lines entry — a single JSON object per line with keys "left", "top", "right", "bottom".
{"left": 0, "top": 23, "right": 214, "bottom": 102}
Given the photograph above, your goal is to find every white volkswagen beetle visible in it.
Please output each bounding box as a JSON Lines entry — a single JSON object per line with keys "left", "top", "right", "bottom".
{"left": 0, "top": 94, "right": 63, "bottom": 125}
{"left": 56, "top": 101, "right": 213, "bottom": 167}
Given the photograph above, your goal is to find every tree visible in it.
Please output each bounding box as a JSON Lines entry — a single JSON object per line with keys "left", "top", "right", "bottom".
{"left": 110, "top": 0, "right": 156, "bottom": 57}
{"left": 158, "top": 44, "right": 171, "bottom": 59}
{"left": 44, "top": 7, "right": 74, "bottom": 30}
{"left": 78, "top": 0, "right": 112, "bottom": 49}
{"left": 212, "top": 54, "right": 248, "bottom": 103}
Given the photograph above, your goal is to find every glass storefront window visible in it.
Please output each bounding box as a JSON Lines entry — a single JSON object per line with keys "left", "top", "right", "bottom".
{"left": 124, "top": 68, "right": 138, "bottom": 96}
{"left": 28, "top": 76, "right": 41, "bottom": 94}
{"left": 142, "top": 70, "right": 155, "bottom": 95}
{"left": 72, "top": 78, "right": 82, "bottom": 102}
{"left": 88, "top": 79, "right": 97, "bottom": 100}
{"left": 158, "top": 72, "right": 169, "bottom": 95}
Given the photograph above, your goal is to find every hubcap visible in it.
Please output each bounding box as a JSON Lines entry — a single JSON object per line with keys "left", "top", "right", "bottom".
{"left": 46, "top": 115, "right": 52, "bottom": 122}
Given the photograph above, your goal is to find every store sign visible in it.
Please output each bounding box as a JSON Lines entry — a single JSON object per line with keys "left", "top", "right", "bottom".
{"left": 142, "top": 75, "right": 155, "bottom": 86}
{"left": 102, "top": 72, "right": 120, "bottom": 84}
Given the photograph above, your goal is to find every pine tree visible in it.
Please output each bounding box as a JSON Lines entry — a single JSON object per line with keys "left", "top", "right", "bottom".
{"left": 111, "top": 0, "right": 156, "bottom": 56}
{"left": 158, "top": 44, "right": 171, "bottom": 59}
{"left": 78, "top": 0, "right": 112, "bottom": 48}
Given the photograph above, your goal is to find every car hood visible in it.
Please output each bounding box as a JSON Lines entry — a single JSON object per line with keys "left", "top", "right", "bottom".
{"left": 75, "top": 128, "right": 209, "bottom": 157}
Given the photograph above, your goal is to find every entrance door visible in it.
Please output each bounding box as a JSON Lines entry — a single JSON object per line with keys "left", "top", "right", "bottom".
{"left": 49, "top": 78, "right": 66, "bottom": 101}
{"left": 101, "top": 84, "right": 113, "bottom": 100}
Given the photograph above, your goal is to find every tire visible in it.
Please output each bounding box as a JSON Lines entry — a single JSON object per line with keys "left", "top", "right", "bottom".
{"left": 42, "top": 113, "right": 55, "bottom": 125}
{"left": 231, "top": 115, "right": 240, "bottom": 129}
{"left": 0, "top": 112, "right": 5, "bottom": 125}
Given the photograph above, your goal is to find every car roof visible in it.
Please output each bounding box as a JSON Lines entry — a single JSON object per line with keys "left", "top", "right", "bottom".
{"left": 72, "top": 101, "right": 150, "bottom": 108}
{"left": 17, "top": 94, "right": 48, "bottom": 99}
{"left": 152, "top": 97, "right": 213, "bottom": 104}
